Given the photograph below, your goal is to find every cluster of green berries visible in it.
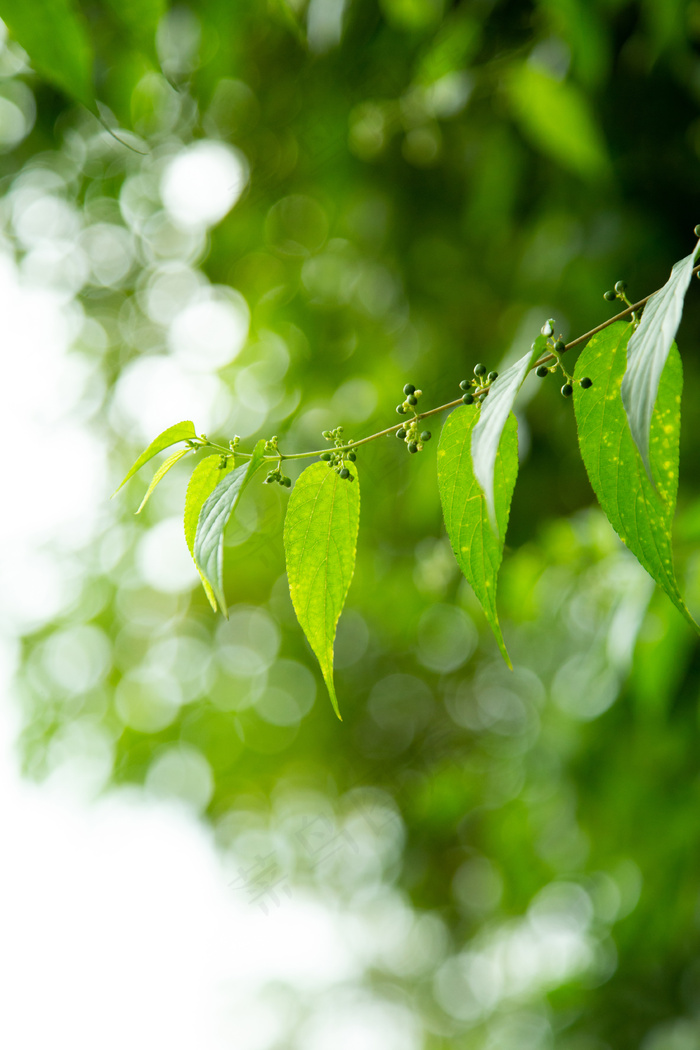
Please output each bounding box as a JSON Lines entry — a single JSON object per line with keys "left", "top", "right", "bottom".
{"left": 458, "top": 363, "right": 498, "bottom": 405}
{"left": 320, "top": 425, "right": 356, "bottom": 480}
{"left": 535, "top": 319, "right": 592, "bottom": 398}
{"left": 264, "top": 467, "right": 292, "bottom": 487}
{"left": 395, "top": 384, "right": 431, "bottom": 453}
{"left": 603, "top": 279, "right": 628, "bottom": 303}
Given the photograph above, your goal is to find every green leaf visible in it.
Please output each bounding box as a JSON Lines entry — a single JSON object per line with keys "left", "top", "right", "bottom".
{"left": 283, "top": 462, "right": 360, "bottom": 719}
{"left": 0, "top": 0, "right": 94, "bottom": 108}
{"left": 472, "top": 337, "right": 543, "bottom": 530}
{"left": 193, "top": 442, "right": 266, "bottom": 617}
{"left": 112, "top": 421, "right": 196, "bottom": 496}
{"left": 438, "top": 405, "right": 518, "bottom": 668}
{"left": 574, "top": 321, "right": 697, "bottom": 630}
{"left": 505, "top": 62, "right": 611, "bottom": 181}
{"left": 136, "top": 446, "right": 191, "bottom": 514}
{"left": 184, "top": 454, "right": 236, "bottom": 612}
{"left": 620, "top": 238, "right": 700, "bottom": 484}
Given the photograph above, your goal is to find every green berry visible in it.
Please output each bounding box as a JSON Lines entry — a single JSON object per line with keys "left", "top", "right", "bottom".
{"left": 339, "top": 467, "right": 350, "bottom": 479}
{"left": 561, "top": 383, "right": 573, "bottom": 398}
{"left": 347, "top": 451, "right": 357, "bottom": 461}
{"left": 580, "top": 376, "right": 593, "bottom": 389}
{"left": 614, "top": 280, "right": 627, "bottom": 294}
{"left": 474, "top": 363, "right": 486, "bottom": 377}
{"left": 403, "top": 383, "right": 415, "bottom": 395}
{"left": 321, "top": 452, "right": 332, "bottom": 461}
{"left": 420, "top": 431, "right": 431, "bottom": 442}
{"left": 459, "top": 380, "right": 471, "bottom": 391}
{"left": 396, "top": 427, "right": 406, "bottom": 439}
{"left": 553, "top": 340, "right": 565, "bottom": 352}
{"left": 407, "top": 394, "right": 418, "bottom": 406}
{"left": 408, "top": 442, "right": 418, "bottom": 454}
{"left": 536, "top": 365, "right": 549, "bottom": 378}
{"left": 487, "top": 371, "right": 498, "bottom": 382}
{"left": 604, "top": 290, "right": 616, "bottom": 302}
{"left": 695, "top": 225, "right": 700, "bottom": 238}
{"left": 396, "top": 404, "right": 406, "bottom": 414}
{"left": 462, "top": 393, "right": 474, "bottom": 405}
{"left": 283, "top": 476, "right": 292, "bottom": 487}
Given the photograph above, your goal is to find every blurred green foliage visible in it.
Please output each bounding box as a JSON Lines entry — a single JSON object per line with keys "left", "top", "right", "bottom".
{"left": 6, "top": 0, "right": 700, "bottom": 1046}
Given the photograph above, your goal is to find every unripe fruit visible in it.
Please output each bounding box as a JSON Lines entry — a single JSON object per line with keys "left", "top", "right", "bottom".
{"left": 695, "top": 224, "right": 700, "bottom": 237}
{"left": 407, "top": 394, "right": 418, "bottom": 406}
{"left": 604, "top": 290, "right": 616, "bottom": 301}
{"left": 420, "top": 431, "right": 431, "bottom": 441}
{"left": 403, "top": 383, "right": 415, "bottom": 395}
{"left": 321, "top": 452, "right": 332, "bottom": 461}
{"left": 536, "top": 365, "right": 549, "bottom": 378}
{"left": 462, "top": 393, "right": 474, "bottom": 405}
{"left": 348, "top": 451, "right": 357, "bottom": 461}
{"left": 396, "top": 404, "right": 406, "bottom": 414}
{"left": 408, "top": 442, "right": 418, "bottom": 454}
{"left": 488, "top": 371, "right": 498, "bottom": 382}
{"left": 580, "top": 376, "right": 593, "bottom": 389}
{"left": 459, "top": 380, "right": 470, "bottom": 391}
{"left": 396, "top": 428, "right": 406, "bottom": 439}
{"left": 554, "top": 340, "right": 565, "bottom": 352}
{"left": 339, "top": 467, "right": 350, "bottom": 479}
{"left": 474, "top": 363, "right": 486, "bottom": 377}
{"left": 561, "top": 383, "right": 573, "bottom": 398}
{"left": 614, "top": 280, "right": 627, "bottom": 294}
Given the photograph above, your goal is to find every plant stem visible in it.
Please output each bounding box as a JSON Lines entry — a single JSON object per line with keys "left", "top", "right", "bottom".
{"left": 218, "top": 263, "right": 700, "bottom": 464}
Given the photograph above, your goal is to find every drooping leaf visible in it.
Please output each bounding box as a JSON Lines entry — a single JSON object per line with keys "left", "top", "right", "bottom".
{"left": 283, "top": 462, "right": 360, "bottom": 719}
{"left": 438, "top": 405, "right": 518, "bottom": 668}
{"left": 193, "top": 441, "right": 265, "bottom": 616}
{"left": 184, "top": 454, "right": 236, "bottom": 612}
{"left": 472, "top": 336, "right": 544, "bottom": 530}
{"left": 112, "top": 421, "right": 196, "bottom": 496}
{"left": 574, "top": 321, "right": 697, "bottom": 629}
{"left": 620, "top": 238, "right": 700, "bottom": 484}
{"left": 0, "top": 0, "right": 95, "bottom": 108}
{"left": 505, "top": 62, "right": 611, "bottom": 181}
{"left": 136, "top": 446, "right": 191, "bottom": 514}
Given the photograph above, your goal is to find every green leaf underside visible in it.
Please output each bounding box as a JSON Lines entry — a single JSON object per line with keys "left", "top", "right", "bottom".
{"left": 113, "top": 421, "right": 196, "bottom": 496}
{"left": 184, "top": 454, "right": 236, "bottom": 611}
{"left": 0, "top": 0, "right": 94, "bottom": 108}
{"left": 193, "top": 441, "right": 265, "bottom": 617}
{"left": 438, "top": 406, "right": 518, "bottom": 668}
{"left": 620, "top": 239, "right": 700, "bottom": 485}
{"left": 136, "top": 446, "right": 191, "bottom": 514}
{"left": 574, "top": 322, "right": 697, "bottom": 630}
{"left": 283, "top": 462, "right": 360, "bottom": 719}
{"left": 472, "top": 336, "right": 543, "bottom": 531}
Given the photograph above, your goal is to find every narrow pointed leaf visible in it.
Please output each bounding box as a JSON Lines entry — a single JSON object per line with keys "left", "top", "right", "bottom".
{"left": 438, "top": 405, "right": 518, "bottom": 668}
{"left": 621, "top": 238, "right": 700, "bottom": 483}
{"left": 113, "top": 421, "right": 196, "bottom": 496}
{"left": 284, "top": 462, "right": 360, "bottom": 719}
{"left": 574, "top": 321, "right": 697, "bottom": 629}
{"left": 193, "top": 441, "right": 265, "bottom": 616}
{"left": 472, "top": 336, "right": 544, "bottom": 530}
{"left": 0, "top": 0, "right": 95, "bottom": 109}
{"left": 184, "top": 454, "right": 236, "bottom": 612}
{"left": 136, "top": 446, "right": 191, "bottom": 514}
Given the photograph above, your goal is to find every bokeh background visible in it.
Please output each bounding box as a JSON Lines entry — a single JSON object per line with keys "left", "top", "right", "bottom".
{"left": 3, "top": 1, "right": 700, "bottom": 1047}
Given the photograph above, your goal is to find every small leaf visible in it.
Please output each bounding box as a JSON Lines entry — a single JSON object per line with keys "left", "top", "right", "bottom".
{"left": 574, "top": 321, "right": 697, "bottom": 630}
{"left": 136, "top": 446, "right": 191, "bottom": 514}
{"left": 472, "top": 337, "right": 543, "bottom": 530}
{"left": 0, "top": 0, "right": 95, "bottom": 108}
{"left": 184, "top": 454, "right": 236, "bottom": 611}
{"left": 112, "top": 421, "right": 196, "bottom": 496}
{"left": 621, "top": 238, "right": 700, "bottom": 484}
{"left": 193, "top": 442, "right": 266, "bottom": 616}
{"left": 438, "top": 405, "right": 518, "bottom": 668}
{"left": 505, "top": 62, "right": 611, "bottom": 181}
{"left": 284, "top": 462, "right": 360, "bottom": 719}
